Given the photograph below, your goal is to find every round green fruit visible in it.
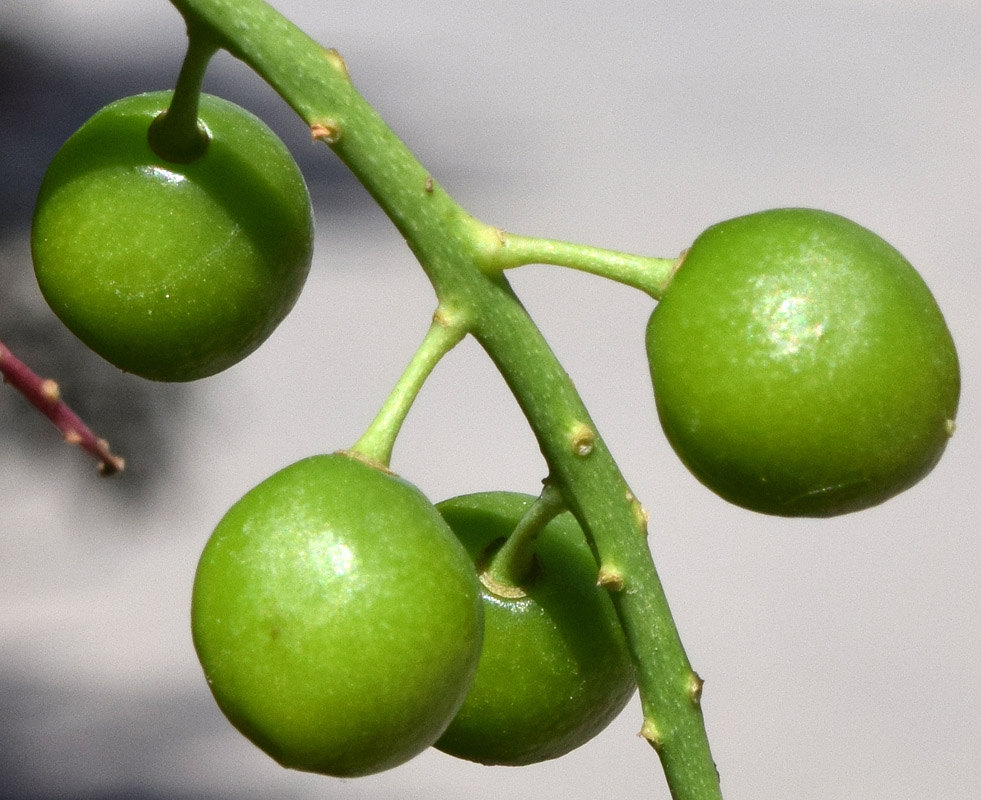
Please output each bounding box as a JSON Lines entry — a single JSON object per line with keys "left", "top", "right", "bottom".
{"left": 191, "top": 453, "right": 484, "bottom": 776}
{"left": 646, "top": 208, "right": 960, "bottom": 517}
{"left": 434, "top": 492, "right": 636, "bottom": 766}
{"left": 32, "top": 91, "right": 314, "bottom": 382}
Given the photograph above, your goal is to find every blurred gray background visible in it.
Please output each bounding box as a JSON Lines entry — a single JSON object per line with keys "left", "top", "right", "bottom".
{"left": 1, "top": 1, "right": 978, "bottom": 798}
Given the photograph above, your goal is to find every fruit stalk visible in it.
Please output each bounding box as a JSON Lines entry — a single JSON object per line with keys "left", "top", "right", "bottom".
{"left": 483, "top": 482, "right": 565, "bottom": 588}
{"left": 483, "top": 230, "right": 679, "bottom": 299}
{"left": 167, "top": 0, "right": 721, "bottom": 796}
{"left": 148, "top": 30, "right": 218, "bottom": 162}
{"left": 351, "top": 306, "right": 468, "bottom": 467}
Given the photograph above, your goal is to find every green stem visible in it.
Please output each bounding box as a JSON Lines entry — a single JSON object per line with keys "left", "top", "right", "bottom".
{"left": 483, "top": 482, "right": 565, "bottom": 589}
{"left": 148, "top": 29, "right": 218, "bottom": 162}
{"left": 350, "top": 307, "right": 468, "bottom": 467}
{"left": 484, "top": 230, "right": 680, "bottom": 299}
{"left": 166, "top": 1, "right": 722, "bottom": 797}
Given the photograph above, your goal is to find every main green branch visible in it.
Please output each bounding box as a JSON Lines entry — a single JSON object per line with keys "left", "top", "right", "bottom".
{"left": 168, "top": 0, "right": 722, "bottom": 797}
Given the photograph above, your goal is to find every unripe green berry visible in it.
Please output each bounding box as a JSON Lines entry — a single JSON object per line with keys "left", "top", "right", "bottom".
{"left": 647, "top": 208, "right": 959, "bottom": 517}
{"left": 192, "top": 453, "right": 484, "bottom": 776}
{"left": 32, "top": 91, "right": 314, "bottom": 381}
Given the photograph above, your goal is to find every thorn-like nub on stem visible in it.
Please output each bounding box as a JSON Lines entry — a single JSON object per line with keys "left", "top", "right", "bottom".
{"left": 688, "top": 672, "right": 705, "bottom": 707}
{"left": 570, "top": 422, "right": 596, "bottom": 457}
{"left": 597, "top": 567, "right": 626, "bottom": 592}
{"left": 641, "top": 718, "right": 663, "bottom": 752}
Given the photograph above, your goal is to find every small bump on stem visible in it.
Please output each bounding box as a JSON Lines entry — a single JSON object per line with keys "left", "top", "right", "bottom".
{"left": 324, "top": 47, "right": 350, "bottom": 80}
{"left": 688, "top": 672, "right": 705, "bottom": 708}
{"left": 424, "top": 175, "right": 435, "bottom": 193}
{"left": 311, "top": 120, "right": 343, "bottom": 144}
{"left": 40, "top": 379, "right": 61, "bottom": 403}
{"left": 569, "top": 422, "right": 595, "bottom": 457}
{"left": 432, "top": 304, "right": 458, "bottom": 328}
{"left": 625, "top": 491, "right": 650, "bottom": 534}
{"left": 945, "top": 418, "right": 957, "bottom": 437}
{"left": 640, "top": 718, "right": 664, "bottom": 752}
{"left": 633, "top": 500, "right": 651, "bottom": 535}
{"left": 597, "top": 567, "right": 626, "bottom": 592}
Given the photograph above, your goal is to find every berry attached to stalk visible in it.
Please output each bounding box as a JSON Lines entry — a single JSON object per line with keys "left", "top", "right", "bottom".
{"left": 191, "top": 453, "right": 484, "bottom": 777}
{"left": 646, "top": 208, "right": 960, "bottom": 517}
{"left": 32, "top": 87, "right": 314, "bottom": 381}
{"left": 435, "top": 490, "right": 636, "bottom": 766}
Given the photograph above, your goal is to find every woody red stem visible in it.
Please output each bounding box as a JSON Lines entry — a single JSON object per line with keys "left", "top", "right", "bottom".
{"left": 0, "top": 339, "right": 124, "bottom": 475}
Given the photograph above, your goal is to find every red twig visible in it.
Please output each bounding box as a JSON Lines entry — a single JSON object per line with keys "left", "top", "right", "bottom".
{"left": 0, "top": 339, "right": 124, "bottom": 476}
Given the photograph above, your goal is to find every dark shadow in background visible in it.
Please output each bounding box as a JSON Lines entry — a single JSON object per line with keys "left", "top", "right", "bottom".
{"left": 0, "top": 28, "right": 370, "bottom": 495}
{"left": 0, "top": 28, "right": 359, "bottom": 800}
{"left": 1, "top": 24, "right": 462, "bottom": 799}
{"left": 0, "top": 675, "right": 246, "bottom": 800}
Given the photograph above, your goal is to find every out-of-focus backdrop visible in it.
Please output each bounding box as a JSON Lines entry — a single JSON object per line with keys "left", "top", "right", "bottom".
{"left": 1, "top": 1, "right": 978, "bottom": 798}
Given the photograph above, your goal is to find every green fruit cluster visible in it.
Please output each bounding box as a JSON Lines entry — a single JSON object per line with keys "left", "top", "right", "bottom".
{"left": 32, "top": 91, "right": 643, "bottom": 775}
{"left": 33, "top": 84, "right": 960, "bottom": 784}
{"left": 192, "top": 457, "right": 634, "bottom": 775}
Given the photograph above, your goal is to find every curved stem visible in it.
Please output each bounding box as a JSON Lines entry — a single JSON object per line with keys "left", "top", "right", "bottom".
{"left": 484, "top": 482, "right": 565, "bottom": 588}
{"left": 165, "top": 1, "right": 721, "bottom": 797}
{"left": 148, "top": 29, "right": 218, "bottom": 162}
{"left": 465, "top": 270, "right": 718, "bottom": 799}
{"left": 350, "top": 307, "right": 468, "bottom": 467}
{"left": 483, "top": 230, "right": 680, "bottom": 299}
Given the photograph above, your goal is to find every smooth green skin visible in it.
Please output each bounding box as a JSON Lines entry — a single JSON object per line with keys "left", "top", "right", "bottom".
{"left": 191, "top": 453, "right": 484, "bottom": 777}
{"left": 434, "top": 492, "right": 636, "bottom": 766}
{"left": 32, "top": 91, "right": 314, "bottom": 382}
{"left": 647, "top": 208, "right": 960, "bottom": 517}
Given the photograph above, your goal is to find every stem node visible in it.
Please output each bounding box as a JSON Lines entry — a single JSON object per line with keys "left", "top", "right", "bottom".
{"left": 597, "top": 567, "right": 626, "bottom": 592}
{"left": 324, "top": 47, "right": 350, "bottom": 80}
{"left": 40, "top": 378, "right": 61, "bottom": 403}
{"left": 569, "top": 422, "right": 596, "bottom": 457}
{"left": 641, "top": 718, "right": 664, "bottom": 752}
{"left": 311, "top": 120, "right": 342, "bottom": 144}
{"left": 688, "top": 672, "right": 705, "bottom": 707}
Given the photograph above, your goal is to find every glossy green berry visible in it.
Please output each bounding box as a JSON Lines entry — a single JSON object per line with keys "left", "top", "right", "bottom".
{"left": 647, "top": 208, "right": 960, "bottom": 517}
{"left": 434, "top": 492, "right": 636, "bottom": 766}
{"left": 32, "top": 91, "right": 314, "bottom": 382}
{"left": 191, "top": 453, "right": 483, "bottom": 777}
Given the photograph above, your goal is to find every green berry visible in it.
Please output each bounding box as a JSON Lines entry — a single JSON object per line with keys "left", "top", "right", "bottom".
{"left": 647, "top": 208, "right": 960, "bottom": 517}
{"left": 32, "top": 91, "right": 314, "bottom": 382}
{"left": 434, "top": 492, "right": 636, "bottom": 765}
{"left": 191, "top": 453, "right": 484, "bottom": 776}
